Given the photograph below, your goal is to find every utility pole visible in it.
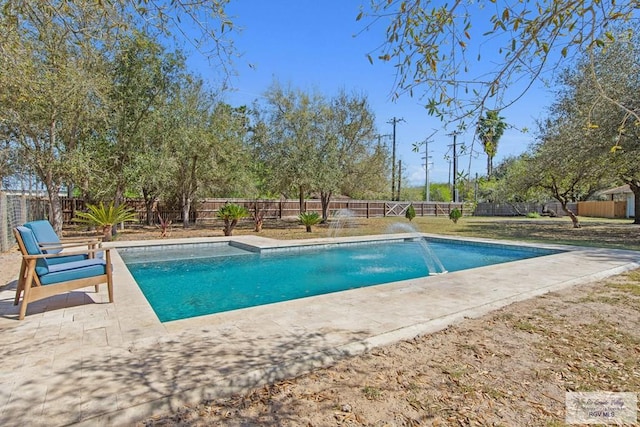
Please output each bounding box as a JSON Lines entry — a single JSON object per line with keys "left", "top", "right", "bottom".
{"left": 448, "top": 158, "right": 452, "bottom": 198}
{"left": 375, "top": 133, "right": 391, "bottom": 149}
{"left": 448, "top": 131, "right": 460, "bottom": 203}
{"left": 388, "top": 117, "right": 404, "bottom": 201}
{"left": 421, "top": 138, "right": 433, "bottom": 202}
{"left": 397, "top": 160, "right": 402, "bottom": 200}
{"left": 413, "top": 130, "right": 437, "bottom": 203}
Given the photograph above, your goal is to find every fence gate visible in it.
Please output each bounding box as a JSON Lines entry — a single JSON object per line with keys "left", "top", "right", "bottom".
{"left": 385, "top": 202, "right": 411, "bottom": 217}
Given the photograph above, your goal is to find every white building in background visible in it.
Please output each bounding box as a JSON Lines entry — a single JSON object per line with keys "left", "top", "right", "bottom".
{"left": 601, "top": 185, "right": 635, "bottom": 218}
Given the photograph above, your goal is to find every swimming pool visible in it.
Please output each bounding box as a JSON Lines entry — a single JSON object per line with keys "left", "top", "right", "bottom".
{"left": 119, "top": 237, "right": 559, "bottom": 322}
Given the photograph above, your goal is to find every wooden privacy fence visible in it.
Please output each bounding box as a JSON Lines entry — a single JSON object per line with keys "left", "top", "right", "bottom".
{"left": 474, "top": 201, "right": 577, "bottom": 217}
{"left": 136, "top": 199, "right": 464, "bottom": 225}
{"left": 577, "top": 201, "right": 626, "bottom": 219}
{"left": 2, "top": 191, "right": 628, "bottom": 252}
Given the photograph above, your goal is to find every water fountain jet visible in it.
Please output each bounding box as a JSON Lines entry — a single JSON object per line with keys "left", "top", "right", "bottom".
{"left": 386, "top": 222, "right": 447, "bottom": 276}
{"left": 327, "top": 209, "right": 357, "bottom": 238}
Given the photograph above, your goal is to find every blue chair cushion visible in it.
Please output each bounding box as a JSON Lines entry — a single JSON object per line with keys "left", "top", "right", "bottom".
{"left": 24, "top": 220, "right": 62, "bottom": 254}
{"left": 24, "top": 220, "right": 101, "bottom": 260}
{"left": 16, "top": 226, "right": 49, "bottom": 275}
{"left": 39, "top": 258, "right": 107, "bottom": 285}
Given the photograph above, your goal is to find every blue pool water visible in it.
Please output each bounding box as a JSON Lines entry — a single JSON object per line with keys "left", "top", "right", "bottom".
{"left": 120, "top": 238, "right": 558, "bottom": 322}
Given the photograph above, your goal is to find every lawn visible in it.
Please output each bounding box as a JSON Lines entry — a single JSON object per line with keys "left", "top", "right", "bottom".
{"left": 111, "top": 215, "right": 640, "bottom": 251}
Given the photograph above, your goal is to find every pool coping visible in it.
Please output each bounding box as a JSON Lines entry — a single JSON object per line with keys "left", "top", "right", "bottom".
{"left": 0, "top": 234, "right": 638, "bottom": 426}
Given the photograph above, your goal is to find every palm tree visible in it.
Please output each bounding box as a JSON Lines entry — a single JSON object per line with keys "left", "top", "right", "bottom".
{"left": 477, "top": 110, "right": 508, "bottom": 178}
{"left": 73, "top": 202, "right": 137, "bottom": 241}
{"left": 217, "top": 203, "right": 249, "bottom": 236}
{"left": 299, "top": 211, "right": 321, "bottom": 232}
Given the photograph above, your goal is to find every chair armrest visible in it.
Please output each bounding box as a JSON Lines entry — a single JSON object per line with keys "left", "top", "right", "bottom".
{"left": 23, "top": 247, "right": 110, "bottom": 260}
{"left": 39, "top": 240, "right": 103, "bottom": 251}
{"left": 61, "top": 237, "right": 103, "bottom": 244}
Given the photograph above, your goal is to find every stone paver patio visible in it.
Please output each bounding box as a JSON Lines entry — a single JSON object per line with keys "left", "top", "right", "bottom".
{"left": 0, "top": 234, "right": 638, "bottom": 426}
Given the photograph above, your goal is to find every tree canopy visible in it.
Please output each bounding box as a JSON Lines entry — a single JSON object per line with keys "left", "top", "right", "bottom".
{"left": 360, "top": 0, "right": 640, "bottom": 124}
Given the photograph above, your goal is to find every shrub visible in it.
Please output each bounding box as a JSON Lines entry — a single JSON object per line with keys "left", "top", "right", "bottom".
{"left": 405, "top": 204, "right": 416, "bottom": 221}
{"left": 217, "top": 203, "right": 249, "bottom": 236}
{"left": 449, "top": 208, "right": 462, "bottom": 224}
{"left": 74, "top": 201, "right": 137, "bottom": 241}
{"left": 299, "top": 211, "right": 321, "bottom": 232}
{"left": 526, "top": 211, "right": 541, "bottom": 219}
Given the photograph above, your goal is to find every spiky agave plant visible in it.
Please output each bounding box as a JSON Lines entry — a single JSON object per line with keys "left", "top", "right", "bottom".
{"left": 74, "top": 202, "right": 137, "bottom": 241}
{"left": 217, "top": 203, "right": 249, "bottom": 236}
{"left": 299, "top": 211, "right": 321, "bottom": 232}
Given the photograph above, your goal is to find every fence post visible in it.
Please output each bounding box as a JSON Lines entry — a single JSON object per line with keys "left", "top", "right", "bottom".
{"left": 0, "top": 192, "right": 8, "bottom": 252}
{"left": 20, "top": 195, "right": 27, "bottom": 224}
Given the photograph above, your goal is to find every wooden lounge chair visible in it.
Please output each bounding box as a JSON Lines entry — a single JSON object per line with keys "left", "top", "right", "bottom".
{"left": 17, "top": 221, "right": 102, "bottom": 303}
{"left": 13, "top": 226, "right": 113, "bottom": 320}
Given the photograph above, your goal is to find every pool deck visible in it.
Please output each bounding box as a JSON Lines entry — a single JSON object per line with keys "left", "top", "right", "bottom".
{"left": 0, "top": 234, "right": 638, "bottom": 426}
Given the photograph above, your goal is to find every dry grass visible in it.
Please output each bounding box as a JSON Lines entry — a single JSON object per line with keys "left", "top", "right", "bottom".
{"left": 125, "top": 215, "right": 640, "bottom": 426}
{"left": 139, "top": 271, "right": 640, "bottom": 427}
{"left": 87, "top": 215, "right": 640, "bottom": 251}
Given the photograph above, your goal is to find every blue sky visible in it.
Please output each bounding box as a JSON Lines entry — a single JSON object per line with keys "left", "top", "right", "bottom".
{"left": 190, "top": 1, "right": 556, "bottom": 186}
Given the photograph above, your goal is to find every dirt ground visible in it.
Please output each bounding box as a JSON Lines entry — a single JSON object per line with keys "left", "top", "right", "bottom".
{"left": 133, "top": 271, "right": 640, "bottom": 427}
{"left": 4, "top": 218, "right": 640, "bottom": 426}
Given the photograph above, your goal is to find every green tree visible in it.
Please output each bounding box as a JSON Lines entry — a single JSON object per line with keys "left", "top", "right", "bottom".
{"left": 159, "top": 76, "right": 252, "bottom": 227}
{"left": 105, "top": 32, "right": 183, "bottom": 206}
{"left": 3, "top": 1, "right": 238, "bottom": 79}
{"left": 571, "top": 26, "right": 640, "bottom": 223}
{"left": 428, "top": 183, "right": 452, "bottom": 202}
{"left": 258, "top": 82, "right": 326, "bottom": 213}
{"left": 481, "top": 156, "right": 544, "bottom": 204}
{"left": 0, "top": 2, "right": 109, "bottom": 232}
{"left": 360, "top": 1, "right": 639, "bottom": 123}
{"left": 315, "top": 90, "right": 384, "bottom": 221}
{"left": 527, "top": 117, "right": 610, "bottom": 228}
{"left": 257, "top": 84, "right": 387, "bottom": 220}
{"left": 528, "top": 25, "right": 639, "bottom": 223}
{"left": 405, "top": 204, "right": 416, "bottom": 221}
{"left": 476, "top": 111, "right": 508, "bottom": 178}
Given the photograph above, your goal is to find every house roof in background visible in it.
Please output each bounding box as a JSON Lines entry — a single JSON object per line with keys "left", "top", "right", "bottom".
{"left": 600, "top": 184, "right": 632, "bottom": 195}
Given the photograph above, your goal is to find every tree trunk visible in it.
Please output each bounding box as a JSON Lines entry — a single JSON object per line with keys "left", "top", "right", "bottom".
{"left": 142, "top": 188, "right": 155, "bottom": 226}
{"left": 101, "top": 225, "right": 113, "bottom": 241}
{"left": 182, "top": 194, "right": 191, "bottom": 228}
{"left": 320, "top": 191, "right": 332, "bottom": 222}
{"left": 114, "top": 183, "right": 125, "bottom": 207}
{"left": 223, "top": 219, "right": 238, "bottom": 236}
{"left": 559, "top": 200, "right": 581, "bottom": 228}
{"left": 298, "top": 186, "right": 305, "bottom": 214}
{"left": 112, "top": 184, "right": 126, "bottom": 237}
{"left": 182, "top": 156, "right": 198, "bottom": 228}
{"left": 47, "top": 187, "right": 64, "bottom": 234}
{"left": 629, "top": 182, "right": 640, "bottom": 225}
{"left": 43, "top": 171, "right": 63, "bottom": 234}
